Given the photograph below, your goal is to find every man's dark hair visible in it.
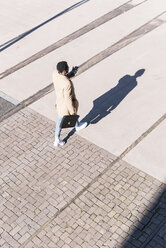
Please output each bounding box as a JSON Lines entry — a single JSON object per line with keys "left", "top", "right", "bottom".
{"left": 57, "top": 61, "right": 69, "bottom": 73}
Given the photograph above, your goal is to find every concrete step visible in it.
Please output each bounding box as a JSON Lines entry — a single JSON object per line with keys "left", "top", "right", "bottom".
{"left": 0, "top": 0, "right": 164, "bottom": 101}
{"left": 0, "top": 0, "right": 79, "bottom": 43}
{"left": 0, "top": 0, "right": 129, "bottom": 72}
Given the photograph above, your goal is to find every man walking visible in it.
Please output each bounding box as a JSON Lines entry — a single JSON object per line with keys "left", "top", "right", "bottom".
{"left": 53, "top": 61, "right": 87, "bottom": 147}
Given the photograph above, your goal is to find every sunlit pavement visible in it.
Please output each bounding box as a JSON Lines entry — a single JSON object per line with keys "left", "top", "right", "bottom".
{"left": 0, "top": 0, "right": 166, "bottom": 247}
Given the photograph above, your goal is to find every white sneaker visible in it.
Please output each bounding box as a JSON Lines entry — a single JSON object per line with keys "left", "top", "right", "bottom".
{"left": 75, "top": 122, "right": 87, "bottom": 132}
{"left": 54, "top": 139, "right": 65, "bottom": 147}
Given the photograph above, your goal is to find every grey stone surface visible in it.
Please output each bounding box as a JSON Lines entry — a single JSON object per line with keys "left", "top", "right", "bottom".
{"left": 0, "top": 108, "right": 165, "bottom": 247}
{"left": 0, "top": 97, "right": 15, "bottom": 117}
{"left": 0, "top": 0, "right": 166, "bottom": 247}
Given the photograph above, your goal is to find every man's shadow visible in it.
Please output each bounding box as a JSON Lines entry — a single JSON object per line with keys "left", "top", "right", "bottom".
{"left": 64, "top": 69, "right": 145, "bottom": 143}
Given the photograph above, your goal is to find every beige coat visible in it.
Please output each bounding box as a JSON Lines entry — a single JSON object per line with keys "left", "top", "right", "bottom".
{"left": 53, "top": 70, "right": 79, "bottom": 117}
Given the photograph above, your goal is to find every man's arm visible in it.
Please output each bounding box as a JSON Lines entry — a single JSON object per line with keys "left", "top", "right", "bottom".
{"left": 66, "top": 66, "right": 79, "bottom": 79}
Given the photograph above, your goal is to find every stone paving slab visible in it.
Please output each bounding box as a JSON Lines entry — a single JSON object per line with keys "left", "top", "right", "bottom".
{"left": 0, "top": 0, "right": 140, "bottom": 79}
{"left": 0, "top": 0, "right": 79, "bottom": 44}
{"left": 0, "top": 108, "right": 166, "bottom": 247}
{"left": 1, "top": 0, "right": 164, "bottom": 101}
{"left": 125, "top": 119, "right": 166, "bottom": 183}
{"left": 0, "top": 0, "right": 128, "bottom": 72}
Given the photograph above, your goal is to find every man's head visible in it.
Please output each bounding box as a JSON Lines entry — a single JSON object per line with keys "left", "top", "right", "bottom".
{"left": 134, "top": 69, "right": 145, "bottom": 78}
{"left": 57, "top": 61, "right": 69, "bottom": 74}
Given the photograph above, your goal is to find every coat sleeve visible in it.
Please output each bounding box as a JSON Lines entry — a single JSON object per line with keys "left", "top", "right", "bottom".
{"left": 64, "top": 82, "right": 75, "bottom": 115}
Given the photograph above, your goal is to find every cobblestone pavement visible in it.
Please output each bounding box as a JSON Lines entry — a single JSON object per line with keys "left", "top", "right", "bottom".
{"left": 0, "top": 108, "right": 165, "bottom": 247}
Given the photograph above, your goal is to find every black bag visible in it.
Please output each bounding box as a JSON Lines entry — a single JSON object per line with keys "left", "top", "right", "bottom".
{"left": 60, "top": 115, "right": 79, "bottom": 129}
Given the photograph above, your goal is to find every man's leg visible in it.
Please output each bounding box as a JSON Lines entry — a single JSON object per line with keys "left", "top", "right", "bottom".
{"left": 54, "top": 117, "right": 65, "bottom": 146}
{"left": 55, "top": 117, "right": 62, "bottom": 139}
{"left": 75, "top": 120, "right": 87, "bottom": 132}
